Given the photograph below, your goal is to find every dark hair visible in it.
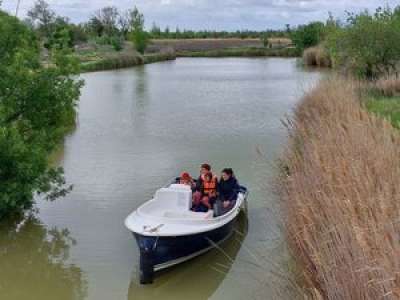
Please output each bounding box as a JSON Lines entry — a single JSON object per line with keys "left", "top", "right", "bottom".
{"left": 204, "top": 172, "right": 213, "bottom": 180}
{"left": 201, "top": 163, "right": 211, "bottom": 171}
{"left": 222, "top": 168, "right": 234, "bottom": 177}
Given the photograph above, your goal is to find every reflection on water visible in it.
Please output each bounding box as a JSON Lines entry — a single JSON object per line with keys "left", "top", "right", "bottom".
{"left": 128, "top": 214, "right": 248, "bottom": 300}
{"left": 0, "top": 215, "right": 87, "bottom": 300}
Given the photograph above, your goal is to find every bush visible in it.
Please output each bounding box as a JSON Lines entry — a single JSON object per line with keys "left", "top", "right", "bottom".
{"left": 130, "top": 29, "right": 148, "bottom": 54}
{"left": 70, "top": 24, "right": 88, "bottom": 45}
{"left": 327, "top": 7, "right": 400, "bottom": 79}
{"left": 291, "top": 22, "right": 325, "bottom": 53}
{"left": 110, "top": 36, "right": 123, "bottom": 51}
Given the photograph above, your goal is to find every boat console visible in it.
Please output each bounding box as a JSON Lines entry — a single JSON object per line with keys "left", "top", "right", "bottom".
{"left": 137, "top": 184, "right": 213, "bottom": 220}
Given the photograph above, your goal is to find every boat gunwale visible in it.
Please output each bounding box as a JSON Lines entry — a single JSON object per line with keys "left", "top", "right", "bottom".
{"left": 125, "top": 190, "right": 248, "bottom": 237}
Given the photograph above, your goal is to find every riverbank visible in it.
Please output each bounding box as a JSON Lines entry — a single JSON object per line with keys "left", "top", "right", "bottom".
{"left": 279, "top": 77, "right": 400, "bottom": 298}
{"left": 176, "top": 47, "right": 297, "bottom": 58}
{"left": 80, "top": 51, "right": 176, "bottom": 73}
{"left": 77, "top": 38, "right": 297, "bottom": 73}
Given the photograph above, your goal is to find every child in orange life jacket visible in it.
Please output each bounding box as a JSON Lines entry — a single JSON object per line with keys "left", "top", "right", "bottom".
{"left": 193, "top": 172, "right": 217, "bottom": 212}
{"left": 192, "top": 163, "right": 217, "bottom": 211}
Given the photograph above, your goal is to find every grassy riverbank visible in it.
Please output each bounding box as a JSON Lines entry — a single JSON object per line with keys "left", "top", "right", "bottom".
{"left": 80, "top": 51, "right": 176, "bottom": 73}
{"left": 176, "top": 47, "right": 297, "bottom": 58}
{"left": 365, "top": 96, "right": 400, "bottom": 128}
{"left": 77, "top": 38, "right": 297, "bottom": 72}
{"left": 279, "top": 78, "right": 400, "bottom": 298}
{"left": 76, "top": 41, "right": 176, "bottom": 73}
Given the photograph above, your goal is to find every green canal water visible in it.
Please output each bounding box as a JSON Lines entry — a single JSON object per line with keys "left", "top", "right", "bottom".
{"left": 0, "top": 58, "right": 322, "bottom": 300}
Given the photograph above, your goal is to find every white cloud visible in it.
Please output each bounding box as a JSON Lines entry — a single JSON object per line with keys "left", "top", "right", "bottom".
{"left": 2, "top": 0, "right": 399, "bottom": 30}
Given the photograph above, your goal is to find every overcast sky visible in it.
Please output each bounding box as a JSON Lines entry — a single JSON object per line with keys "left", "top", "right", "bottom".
{"left": 2, "top": 0, "right": 398, "bottom": 30}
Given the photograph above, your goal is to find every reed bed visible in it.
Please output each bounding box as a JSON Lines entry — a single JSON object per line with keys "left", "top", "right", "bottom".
{"left": 374, "top": 76, "right": 400, "bottom": 97}
{"left": 278, "top": 78, "right": 400, "bottom": 299}
{"left": 303, "top": 46, "right": 331, "bottom": 68}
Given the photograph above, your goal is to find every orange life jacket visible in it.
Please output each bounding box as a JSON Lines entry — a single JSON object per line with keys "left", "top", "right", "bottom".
{"left": 201, "top": 173, "right": 217, "bottom": 182}
{"left": 203, "top": 178, "right": 217, "bottom": 196}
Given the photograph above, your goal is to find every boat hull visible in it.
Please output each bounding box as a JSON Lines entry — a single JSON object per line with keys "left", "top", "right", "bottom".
{"left": 134, "top": 214, "right": 239, "bottom": 284}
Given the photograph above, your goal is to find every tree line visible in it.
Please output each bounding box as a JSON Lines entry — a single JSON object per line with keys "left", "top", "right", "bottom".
{"left": 20, "top": 0, "right": 294, "bottom": 54}
{"left": 290, "top": 6, "right": 400, "bottom": 79}
{"left": 22, "top": 0, "right": 148, "bottom": 53}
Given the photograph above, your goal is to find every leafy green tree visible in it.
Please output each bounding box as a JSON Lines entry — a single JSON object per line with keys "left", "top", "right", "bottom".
{"left": 327, "top": 6, "right": 400, "bottom": 78}
{"left": 87, "top": 15, "right": 104, "bottom": 37}
{"left": 0, "top": 11, "right": 83, "bottom": 218}
{"left": 27, "top": 0, "right": 56, "bottom": 39}
{"left": 93, "top": 6, "right": 119, "bottom": 37}
{"left": 291, "top": 21, "right": 325, "bottom": 53}
{"left": 129, "top": 7, "right": 148, "bottom": 54}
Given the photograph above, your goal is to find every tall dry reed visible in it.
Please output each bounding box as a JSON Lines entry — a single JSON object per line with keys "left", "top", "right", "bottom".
{"left": 278, "top": 78, "right": 400, "bottom": 299}
{"left": 303, "top": 46, "right": 331, "bottom": 68}
{"left": 374, "top": 76, "right": 400, "bottom": 97}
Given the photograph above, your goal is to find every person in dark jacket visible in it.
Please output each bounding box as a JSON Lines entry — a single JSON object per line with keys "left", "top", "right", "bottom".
{"left": 217, "top": 168, "right": 239, "bottom": 212}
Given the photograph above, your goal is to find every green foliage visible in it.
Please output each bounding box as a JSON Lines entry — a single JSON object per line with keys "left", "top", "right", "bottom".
{"left": 291, "top": 22, "right": 325, "bottom": 53}
{"left": 27, "top": 0, "right": 88, "bottom": 48}
{"left": 326, "top": 6, "right": 400, "bottom": 79}
{"left": 131, "top": 30, "right": 149, "bottom": 54}
{"left": 27, "top": 0, "right": 56, "bottom": 39}
{"left": 110, "top": 36, "right": 123, "bottom": 51}
{"left": 366, "top": 96, "right": 400, "bottom": 128}
{"left": 69, "top": 24, "right": 88, "bottom": 45}
{"left": 0, "top": 11, "right": 83, "bottom": 218}
{"left": 129, "top": 7, "right": 148, "bottom": 54}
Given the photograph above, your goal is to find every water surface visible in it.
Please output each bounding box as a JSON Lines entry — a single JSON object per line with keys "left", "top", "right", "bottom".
{"left": 0, "top": 58, "right": 321, "bottom": 300}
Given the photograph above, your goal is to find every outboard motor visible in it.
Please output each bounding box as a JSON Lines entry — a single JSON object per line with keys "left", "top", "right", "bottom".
{"left": 140, "top": 248, "right": 155, "bottom": 284}
{"left": 136, "top": 235, "right": 157, "bottom": 284}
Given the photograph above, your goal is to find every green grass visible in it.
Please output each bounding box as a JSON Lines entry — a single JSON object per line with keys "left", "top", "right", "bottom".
{"left": 365, "top": 96, "right": 400, "bottom": 128}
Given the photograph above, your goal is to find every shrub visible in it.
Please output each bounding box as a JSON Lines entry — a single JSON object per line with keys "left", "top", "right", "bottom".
{"left": 291, "top": 22, "right": 325, "bottom": 53}
{"left": 326, "top": 7, "right": 400, "bottom": 79}
{"left": 110, "top": 36, "right": 123, "bottom": 51}
{"left": 130, "top": 29, "right": 148, "bottom": 54}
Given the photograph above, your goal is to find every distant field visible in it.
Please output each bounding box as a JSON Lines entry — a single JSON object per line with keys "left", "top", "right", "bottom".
{"left": 147, "top": 38, "right": 292, "bottom": 53}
